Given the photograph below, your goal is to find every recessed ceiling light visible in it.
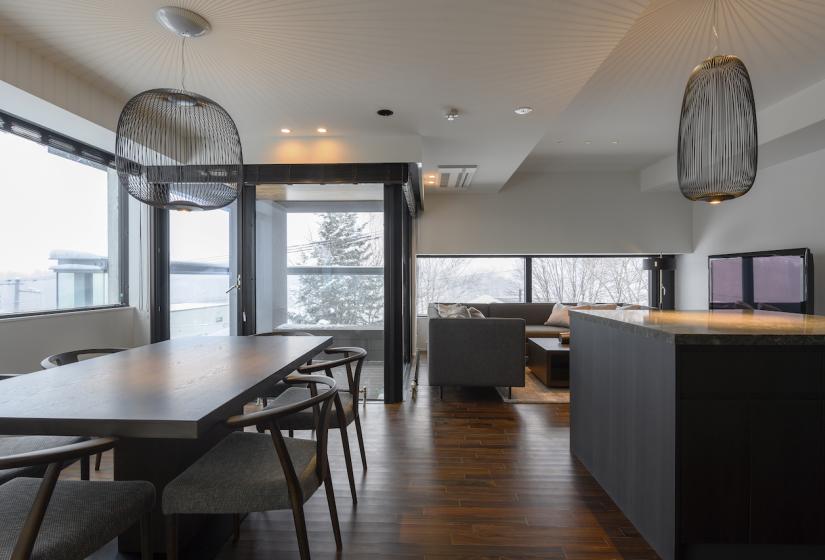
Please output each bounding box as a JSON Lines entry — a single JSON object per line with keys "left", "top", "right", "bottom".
{"left": 317, "top": 127, "right": 327, "bottom": 133}
{"left": 445, "top": 109, "right": 460, "bottom": 121}
{"left": 611, "top": 138, "right": 619, "bottom": 144}
{"left": 377, "top": 109, "right": 394, "bottom": 117}
{"left": 556, "top": 140, "right": 564, "bottom": 144}
{"left": 584, "top": 140, "right": 592, "bottom": 145}
{"left": 280, "top": 128, "right": 291, "bottom": 134}
{"left": 428, "top": 175, "right": 436, "bottom": 179}
{"left": 514, "top": 106, "right": 533, "bottom": 115}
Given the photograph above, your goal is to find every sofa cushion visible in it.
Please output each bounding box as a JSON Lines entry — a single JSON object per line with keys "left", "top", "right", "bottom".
{"left": 545, "top": 303, "right": 590, "bottom": 327}
{"left": 435, "top": 303, "right": 471, "bottom": 318}
{"left": 428, "top": 303, "right": 491, "bottom": 318}
{"left": 526, "top": 325, "right": 568, "bottom": 338}
{"left": 488, "top": 303, "right": 555, "bottom": 325}
{"left": 467, "top": 306, "right": 486, "bottom": 318}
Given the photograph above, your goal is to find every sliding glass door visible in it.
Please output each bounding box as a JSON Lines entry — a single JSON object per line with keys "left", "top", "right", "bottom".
{"left": 168, "top": 205, "right": 237, "bottom": 337}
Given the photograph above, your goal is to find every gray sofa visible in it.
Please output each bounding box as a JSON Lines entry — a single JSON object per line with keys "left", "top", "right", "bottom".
{"left": 427, "top": 302, "right": 568, "bottom": 393}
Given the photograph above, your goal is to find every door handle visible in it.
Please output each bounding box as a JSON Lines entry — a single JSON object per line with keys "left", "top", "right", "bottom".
{"left": 225, "top": 274, "right": 241, "bottom": 294}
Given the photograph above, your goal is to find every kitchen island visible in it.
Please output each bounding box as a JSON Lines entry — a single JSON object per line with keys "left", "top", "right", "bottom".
{"left": 569, "top": 309, "right": 825, "bottom": 560}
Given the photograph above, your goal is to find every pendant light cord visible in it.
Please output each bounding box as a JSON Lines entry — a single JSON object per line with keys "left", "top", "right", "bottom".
{"left": 712, "top": 0, "right": 720, "bottom": 54}
{"left": 180, "top": 37, "right": 187, "bottom": 91}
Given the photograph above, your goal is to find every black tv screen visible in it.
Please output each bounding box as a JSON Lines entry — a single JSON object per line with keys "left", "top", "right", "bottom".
{"left": 709, "top": 248, "right": 814, "bottom": 314}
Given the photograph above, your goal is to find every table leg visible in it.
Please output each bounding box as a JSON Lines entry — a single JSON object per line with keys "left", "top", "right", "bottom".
{"left": 115, "top": 422, "right": 234, "bottom": 559}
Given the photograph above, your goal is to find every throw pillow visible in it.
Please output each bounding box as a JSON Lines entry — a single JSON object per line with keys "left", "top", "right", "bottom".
{"left": 618, "top": 304, "right": 654, "bottom": 310}
{"left": 545, "top": 303, "right": 593, "bottom": 327}
{"left": 467, "top": 306, "right": 486, "bottom": 319}
{"left": 436, "top": 303, "right": 471, "bottom": 318}
{"left": 590, "top": 303, "right": 618, "bottom": 310}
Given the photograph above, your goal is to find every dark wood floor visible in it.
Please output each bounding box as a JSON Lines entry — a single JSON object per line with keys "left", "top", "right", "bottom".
{"left": 67, "top": 365, "right": 659, "bottom": 559}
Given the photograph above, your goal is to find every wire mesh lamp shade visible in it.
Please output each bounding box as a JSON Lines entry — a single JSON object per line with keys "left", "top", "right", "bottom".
{"left": 677, "top": 55, "right": 757, "bottom": 203}
{"left": 116, "top": 89, "right": 243, "bottom": 210}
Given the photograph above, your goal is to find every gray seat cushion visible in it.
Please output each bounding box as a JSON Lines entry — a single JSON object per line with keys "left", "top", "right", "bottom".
{"left": 0, "top": 478, "right": 154, "bottom": 560}
{"left": 163, "top": 431, "right": 320, "bottom": 515}
{"left": 268, "top": 388, "right": 355, "bottom": 431}
{"left": 0, "top": 436, "right": 87, "bottom": 485}
{"left": 525, "top": 325, "right": 569, "bottom": 338}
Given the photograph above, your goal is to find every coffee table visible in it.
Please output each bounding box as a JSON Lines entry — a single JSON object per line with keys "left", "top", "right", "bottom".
{"left": 527, "top": 337, "right": 570, "bottom": 388}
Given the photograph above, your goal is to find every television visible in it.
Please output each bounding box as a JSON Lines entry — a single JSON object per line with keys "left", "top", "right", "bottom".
{"left": 708, "top": 248, "right": 814, "bottom": 314}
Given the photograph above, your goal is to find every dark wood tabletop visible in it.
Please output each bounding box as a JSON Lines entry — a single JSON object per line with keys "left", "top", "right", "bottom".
{"left": 0, "top": 335, "right": 332, "bottom": 439}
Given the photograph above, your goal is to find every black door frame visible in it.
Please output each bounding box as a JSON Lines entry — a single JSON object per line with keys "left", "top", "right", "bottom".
{"left": 151, "top": 162, "right": 418, "bottom": 401}
{"left": 240, "top": 162, "right": 417, "bottom": 403}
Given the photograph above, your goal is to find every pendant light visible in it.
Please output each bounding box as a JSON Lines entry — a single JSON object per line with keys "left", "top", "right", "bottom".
{"left": 115, "top": 7, "right": 243, "bottom": 211}
{"left": 677, "top": 0, "right": 757, "bottom": 204}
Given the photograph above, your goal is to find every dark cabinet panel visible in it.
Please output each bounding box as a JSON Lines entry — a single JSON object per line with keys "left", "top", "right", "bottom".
{"left": 679, "top": 348, "right": 824, "bottom": 398}
{"left": 749, "top": 400, "right": 825, "bottom": 544}
{"left": 679, "top": 399, "right": 750, "bottom": 543}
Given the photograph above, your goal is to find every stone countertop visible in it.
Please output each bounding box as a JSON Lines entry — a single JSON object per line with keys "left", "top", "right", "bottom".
{"left": 570, "top": 309, "right": 825, "bottom": 345}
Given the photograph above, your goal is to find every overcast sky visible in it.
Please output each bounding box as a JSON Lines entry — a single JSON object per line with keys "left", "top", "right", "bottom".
{"left": 0, "top": 131, "right": 109, "bottom": 276}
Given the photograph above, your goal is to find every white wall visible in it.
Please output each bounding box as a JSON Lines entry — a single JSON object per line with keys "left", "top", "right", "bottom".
{"left": 255, "top": 201, "right": 288, "bottom": 332}
{"left": 417, "top": 171, "right": 693, "bottom": 255}
{"left": 0, "top": 307, "right": 137, "bottom": 374}
{"left": 677, "top": 147, "right": 825, "bottom": 314}
{"left": 0, "top": 32, "right": 122, "bottom": 135}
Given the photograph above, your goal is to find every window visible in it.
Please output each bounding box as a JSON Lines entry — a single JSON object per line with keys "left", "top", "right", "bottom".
{"left": 416, "top": 257, "right": 525, "bottom": 315}
{"left": 416, "top": 256, "right": 652, "bottom": 315}
{"left": 254, "top": 185, "right": 386, "bottom": 400}
{"left": 0, "top": 123, "right": 124, "bottom": 316}
{"left": 531, "top": 257, "right": 648, "bottom": 305}
{"left": 286, "top": 211, "right": 384, "bottom": 327}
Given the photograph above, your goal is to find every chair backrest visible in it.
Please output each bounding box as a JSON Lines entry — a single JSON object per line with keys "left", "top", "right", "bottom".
{"left": 226, "top": 375, "right": 338, "bottom": 482}
{"left": 40, "top": 348, "right": 127, "bottom": 369}
{"left": 298, "top": 347, "right": 367, "bottom": 407}
{"left": 0, "top": 437, "right": 118, "bottom": 559}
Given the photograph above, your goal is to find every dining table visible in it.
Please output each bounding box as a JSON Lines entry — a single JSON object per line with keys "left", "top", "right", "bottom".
{"left": 0, "top": 334, "right": 332, "bottom": 558}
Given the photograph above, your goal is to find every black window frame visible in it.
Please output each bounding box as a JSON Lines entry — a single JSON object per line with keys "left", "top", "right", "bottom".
{"left": 414, "top": 254, "right": 675, "bottom": 315}
{"left": 0, "top": 109, "right": 129, "bottom": 320}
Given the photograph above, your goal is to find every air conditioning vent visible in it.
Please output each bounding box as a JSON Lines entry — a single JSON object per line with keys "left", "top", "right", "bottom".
{"left": 437, "top": 165, "right": 477, "bottom": 190}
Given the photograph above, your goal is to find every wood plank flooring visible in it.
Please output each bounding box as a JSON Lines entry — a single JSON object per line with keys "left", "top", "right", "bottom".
{"left": 66, "top": 362, "right": 659, "bottom": 559}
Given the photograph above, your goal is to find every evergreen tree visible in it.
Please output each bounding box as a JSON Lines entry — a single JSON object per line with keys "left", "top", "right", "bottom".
{"left": 290, "top": 213, "right": 383, "bottom": 326}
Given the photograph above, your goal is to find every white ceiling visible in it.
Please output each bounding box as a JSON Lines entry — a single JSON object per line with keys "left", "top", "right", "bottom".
{"left": 1, "top": 1, "right": 823, "bottom": 191}
{"left": 519, "top": 0, "right": 825, "bottom": 173}
{"left": 0, "top": 0, "right": 647, "bottom": 192}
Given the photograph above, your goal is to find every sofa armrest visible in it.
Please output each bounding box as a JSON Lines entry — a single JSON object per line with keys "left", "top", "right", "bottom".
{"left": 428, "top": 318, "right": 525, "bottom": 388}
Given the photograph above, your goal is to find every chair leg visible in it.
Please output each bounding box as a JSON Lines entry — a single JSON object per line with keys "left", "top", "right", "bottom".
{"left": 80, "top": 455, "right": 90, "bottom": 480}
{"left": 440, "top": 385, "right": 444, "bottom": 400}
{"left": 94, "top": 451, "right": 102, "bottom": 471}
{"left": 288, "top": 429, "right": 294, "bottom": 438}
{"left": 323, "top": 469, "right": 343, "bottom": 550}
{"left": 338, "top": 424, "right": 358, "bottom": 504}
{"left": 354, "top": 415, "right": 367, "bottom": 471}
{"left": 287, "top": 495, "right": 311, "bottom": 560}
{"left": 166, "top": 514, "right": 178, "bottom": 560}
{"left": 139, "top": 512, "right": 152, "bottom": 560}
{"left": 233, "top": 513, "right": 241, "bottom": 543}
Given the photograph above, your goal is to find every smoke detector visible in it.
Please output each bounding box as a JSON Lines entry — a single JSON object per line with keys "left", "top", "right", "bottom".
{"left": 436, "top": 165, "right": 477, "bottom": 190}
